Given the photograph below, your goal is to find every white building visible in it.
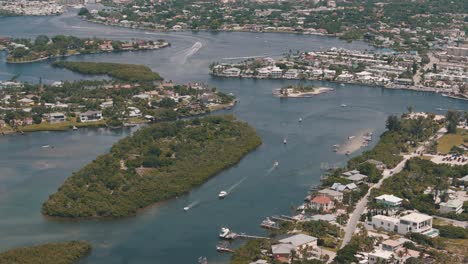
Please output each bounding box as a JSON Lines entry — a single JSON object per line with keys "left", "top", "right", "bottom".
{"left": 222, "top": 67, "right": 241, "bottom": 77}
{"left": 397, "top": 213, "right": 433, "bottom": 235}
{"left": 375, "top": 194, "right": 403, "bottom": 207}
{"left": 283, "top": 69, "right": 299, "bottom": 79}
{"left": 439, "top": 199, "right": 463, "bottom": 214}
{"left": 80, "top": 111, "right": 103, "bottom": 122}
{"left": 318, "top": 188, "right": 343, "bottom": 202}
{"left": 368, "top": 249, "right": 393, "bottom": 264}
{"left": 371, "top": 215, "right": 399, "bottom": 233}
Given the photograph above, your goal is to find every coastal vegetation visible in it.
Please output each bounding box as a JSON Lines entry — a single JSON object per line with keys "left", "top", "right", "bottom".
{"left": 370, "top": 158, "right": 468, "bottom": 221}
{"left": 42, "top": 115, "right": 261, "bottom": 218}
{"left": 0, "top": 241, "right": 91, "bottom": 264}
{"left": 4, "top": 35, "right": 169, "bottom": 63}
{"left": 52, "top": 61, "right": 162, "bottom": 82}
{"left": 437, "top": 128, "right": 468, "bottom": 154}
{"left": 348, "top": 114, "right": 440, "bottom": 168}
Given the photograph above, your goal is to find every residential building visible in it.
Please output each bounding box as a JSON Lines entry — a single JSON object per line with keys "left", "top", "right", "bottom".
{"left": 397, "top": 213, "right": 433, "bottom": 235}
{"left": 222, "top": 67, "right": 241, "bottom": 77}
{"left": 366, "top": 159, "right": 386, "bottom": 170}
{"left": 47, "top": 112, "right": 66, "bottom": 123}
{"left": 375, "top": 194, "right": 403, "bottom": 208}
{"left": 368, "top": 249, "right": 393, "bottom": 264}
{"left": 371, "top": 215, "right": 399, "bottom": 233}
{"left": 80, "top": 111, "right": 103, "bottom": 122}
{"left": 439, "top": 199, "right": 463, "bottom": 214}
{"left": 271, "top": 233, "right": 318, "bottom": 262}
{"left": 318, "top": 188, "right": 343, "bottom": 202}
{"left": 310, "top": 196, "right": 334, "bottom": 212}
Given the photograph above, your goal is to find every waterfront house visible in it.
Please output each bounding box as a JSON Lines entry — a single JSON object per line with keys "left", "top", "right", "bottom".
{"left": 375, "top": 194, "right": 403, "bottom": 208}
{"left": 318, "top": 188, "right": 343, "bottom": 202}
{"left": 99, "top": 41, "right": 113, "bottom": 52}
{"left": 270, "top": 66, "right": 283, "bottom": 78}
{"left": 272, "top": 233, "right": 318, "bottom": 262}
{"left": 79, "top": 111, "right": 103, "bottom": 122}
{"left": 222, "top": 67, "right": 241, "bottom": 77}
{"left": 439, "top": 199, "right": 463, "bottom": 214}
{"left": 283, "top": 69, "right": 299, "bottom": 79}
{"left": 257, "top": 68, "right": 270, "bottom": 78}
{"left": 47, "top": 112, "right": 66, "bottom": 123}
{"left": 24, "top": 117, "right": 33, "bottom": 125}
{"left": 310, "top": 196, "right": 334, "bottom": 212}
{"left": 331, "top": 182, "right": 358, "bottom": 192}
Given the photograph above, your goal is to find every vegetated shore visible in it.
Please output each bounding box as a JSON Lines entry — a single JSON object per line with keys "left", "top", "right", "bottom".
{"left": 42, "top": 115, "right": 262, "bottom": 219}
{"left": 336, "top": 128, "right": 373, "bottom": 155}
{"left": 0, "top": 241, "right": 91, "bottom": 264}
{"left": 273, "top": 87, "right": 333, "bottom": 98}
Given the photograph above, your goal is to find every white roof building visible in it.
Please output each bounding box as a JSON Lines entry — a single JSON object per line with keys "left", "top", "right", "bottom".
{"left": 375, "top": 194, "right": 403, "bottom": 207}
{"left": 439, "top": 199, "right": 463, "bottom": 214}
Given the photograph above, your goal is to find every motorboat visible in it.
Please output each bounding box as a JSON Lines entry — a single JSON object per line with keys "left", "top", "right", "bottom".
{"left": 72, "top": 126, "right": 78, "bottom": 130}
{"left": 298, "top": 117, "right": 303, "bottom": 122}
{"left": 41, "top": 145, "right": 50, "bottom": 148}
{"left": 273, "top": 161, "right": 279, "bottom": 167}
{"left": 183, "top": 206, "right": 190, "bottom": 211}
{"left": 218, "top": 191, "right": 228, "bottom": 199}
{"left": 283, "top": 138, "right": 287, "bottom": 144}
{"left": 348, "top": 136, "right": 355, "bottom": 140}
{"left": 341, "top": 104, "right": 347, "bottom": 107}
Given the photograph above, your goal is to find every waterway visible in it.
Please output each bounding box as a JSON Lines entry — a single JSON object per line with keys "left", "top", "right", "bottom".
{"left": 0, "top": 11, "right": 467, "bottom": 264}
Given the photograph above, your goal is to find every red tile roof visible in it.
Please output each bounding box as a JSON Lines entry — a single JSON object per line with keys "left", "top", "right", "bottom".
{"left": 311, "top": 196, "right": 332, "bottom": 204}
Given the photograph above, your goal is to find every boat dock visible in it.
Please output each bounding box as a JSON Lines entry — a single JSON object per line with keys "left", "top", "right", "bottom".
{"left": 271, "top": 215, "right": 296, "bottom": 223}
{"left": 219, "top": 227, "right": 269, "bottom": 240}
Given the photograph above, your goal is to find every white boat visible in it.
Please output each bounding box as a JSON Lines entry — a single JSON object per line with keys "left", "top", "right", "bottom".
{"left": 72, "top": 126, "right": 78, "bottom": 130}
{"left": 273, "top": 161, "right": 279, "bottom": 167}
{"left": 218, "top": 191, "right": 228, "bottom": 199}
{"left": 283, "top": 138, "right": 287, "bottom": 144}
{"left": 441, "top": 94, "right": 448, "bottom": 97}
{"left": 219, "top": 227, "right": 230, "bottom": 238}
{"left": 41, "top": 145, "right": 50, "bottom": 148}
{"left": 298, "top": 117, "right": 302, "bottom": 122}
{"left": 183, "top": 206, "right": 190, "bottom": 211}
{"left": 340, "top": 83, "right": 345, "bottom": 87}
{"left": 341, "top": 104, "right": 347, "bottom": 107}
{"left": 348, "top": 136, "right": 355, "bottom": 140}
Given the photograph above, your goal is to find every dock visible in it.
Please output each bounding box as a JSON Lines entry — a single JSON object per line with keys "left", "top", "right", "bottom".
{"left": 219, "top": 228, "right": 269, "bottom": 240}
{"left": 271, "top": 215, "right": 296, "bottom": 223}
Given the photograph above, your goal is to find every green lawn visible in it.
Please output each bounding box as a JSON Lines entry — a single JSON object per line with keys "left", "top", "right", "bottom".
{"left": 437, "top": 129, "right": 468, "bottom": 154}
{"left": 20, "top": 120, "right": 106, "bottom": 132}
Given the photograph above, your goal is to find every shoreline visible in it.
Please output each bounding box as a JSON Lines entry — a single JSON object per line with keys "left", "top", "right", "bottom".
{"left": 336, "top": 128, "right": 373, "bottom": 155}
{"left": 212, "top": 74, "right": 467, "bottom": 101}
{"left": 273, "top": 87, "right": 334, "bottom": 98}
{"left": 5, "top": 44, "right": 170, "bottom": 64}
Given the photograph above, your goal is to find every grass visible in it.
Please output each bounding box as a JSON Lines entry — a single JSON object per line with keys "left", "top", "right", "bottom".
{"left": 437, "top": 128, "right": 468, "bottom": 154}
{"left": 19, "top": 119, "right": 106, "bottom": 132}
{"left": 440, "top": 237, "right": 468, "bottom": 256}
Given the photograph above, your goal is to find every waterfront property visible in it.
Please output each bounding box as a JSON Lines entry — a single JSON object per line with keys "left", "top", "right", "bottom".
{"left": 271, "top": 234, "right": 318, "bottom": 262}
{"left": 372, "top": 212, "right": 438, "bottom": 237}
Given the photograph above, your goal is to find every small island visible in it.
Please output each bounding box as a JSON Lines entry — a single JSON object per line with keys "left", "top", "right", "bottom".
{"left": 42, "top": 115, "right": 261, "bottom": 218}
{"left": 1, "top": 35, "right": 169, "bottom": 64}
{"left": 0, "top": 241, "right": 91, "bottom": 264}
{"left": 273, "top": 85, "right": 333, "bottom": 98}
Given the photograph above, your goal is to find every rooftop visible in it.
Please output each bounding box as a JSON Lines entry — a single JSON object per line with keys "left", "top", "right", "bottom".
{"left": 375, "top": 194, "right": 403, "bottom": 204}
{"left": 400, "top": 212, "right": 432, "bottom": 223}
{"left": 311, "top": 196, "right": 332, "bottom": 204}
{"left": 372, "top": 214, "right": 400, "bottom": 224}
{"left": 279, "top": 233, "right": 317, "bottom": 247}
{"left": 271, "top": 243, "right": 295, "bottom": 255}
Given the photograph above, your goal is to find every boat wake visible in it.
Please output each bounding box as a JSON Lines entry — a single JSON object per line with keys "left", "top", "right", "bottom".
{"left": 172, "top": 41, "right": 203, "bottom": 64}
{"left": 184, "top": 200, "right": 200, "bottom": 211}
{"left": 226, "top": 177, "right": 247, "bottom": 193}
{"left": 266, "top": 161, "right": 279, "bottom": 175}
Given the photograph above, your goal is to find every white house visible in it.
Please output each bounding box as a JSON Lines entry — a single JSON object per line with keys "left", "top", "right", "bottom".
{"left": 271, "top": 233, "right": 318, "bottom": 260}
{"left": 439, "top": 199, "right": 463, "bottom": 214}
{"left": 368, "top": 249, "right": 394, "bottom": 264}
{"left": 270, "top": 66, "right": 283, "bottom": 78}
{"left": 318, "top": 188, "right": 344, "bottom": 202}
{"left": 222, "top": 67, "right": 241, "bottom": 77}
{"left": 80, "top": 110, "right": 103, "bottom": 122}
{"left": 283, "top": 69, "right": 299, "bottom": 79}
{"left": 47, "top": 112, "right": 66, "bottom": 123}
{"left": 375, "top": 194, "right": 403, "bottom": 207}
{"left": 397, "top": 212, "right": 433, "bottom": 235}
{"left": 372, "top": 215, "right": 399, "bottom": 233}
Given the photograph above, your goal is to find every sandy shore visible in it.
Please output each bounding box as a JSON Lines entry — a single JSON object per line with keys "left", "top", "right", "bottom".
{"left": 273, "top": 87, "right": 334, "bottom": 98}
{"left": 336, "top": 128, "right": 373, "bottom": 155}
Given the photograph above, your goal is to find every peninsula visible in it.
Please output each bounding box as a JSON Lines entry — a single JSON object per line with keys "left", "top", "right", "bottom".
{"left": 0, "top": 62, "right": 236, "bottom": 134}
{"left": 0, "top": 35, "right": 169, "bottom": 64}
{"left": 42, "top": 115, "right": 261, "bottom": 218}
{"left": 0, "top": 241, "right": 91, "bottom": 264}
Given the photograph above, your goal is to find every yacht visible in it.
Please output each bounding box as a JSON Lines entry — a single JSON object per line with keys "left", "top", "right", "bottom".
{"left": 183, "top": 206, "right": 190, "bottom": 212}
{"left": 219, "top": 227, "right": 231, "bottom": 238}
{"left": 299, "top": 117, "right": 303, "bottom": 122}
{"left": 341, "top": 104, "right": 347, "bottom": 107}
{"left": 283, "top": 138, "right": 287, "bottom": 144}
{"left": 218, "top": 191, "right": 228, "bottom": 199}
{"left": 41, "top": 145, "right": 50, "bottom": 148}
{"left": 273, "top": 161, "right": 279, "bottom": 167}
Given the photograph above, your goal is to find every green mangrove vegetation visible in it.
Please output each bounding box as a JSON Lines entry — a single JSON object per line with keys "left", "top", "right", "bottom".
{"left": 42, "top": 115, "right": 261, "bottom": 218}
{"left": 0, "top": 241, "right": 91, "bottom": 264}
{"left": 52, "top": 61, "right": 162, "bottom": 82}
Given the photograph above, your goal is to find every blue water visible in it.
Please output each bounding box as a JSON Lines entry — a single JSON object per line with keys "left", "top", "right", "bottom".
{"left": 0, "top": 11, "right": 466, "bottom": 264}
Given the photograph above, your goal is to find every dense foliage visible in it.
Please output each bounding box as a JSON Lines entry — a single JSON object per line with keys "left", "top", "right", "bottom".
{"left": 333, "top": 230, "right": 375, "bottom": 264}
{"left": 434, "top": 225, "right": 468, "bottom": 239}
{"left": 371, "top": 158, "right": 468, "bottom": 220}
{"left": 348, "top": 114, "right": 439, "bottom": 168}
{"left": 0, "top": 241, "right": 91, "bottom": 264}
{"left": 42, "top": 115, "right": 261, "bottom": 218}
{"left": 230, "top": 239, "right": 271, "bottom": 264}
{"left": 52, "top": 61, "right": 162, "bottom": 82}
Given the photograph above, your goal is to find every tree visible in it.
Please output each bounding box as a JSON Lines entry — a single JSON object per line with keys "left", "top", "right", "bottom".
{"left": 34, "top": 35, "right": 50, "bottom": 46}
{"left": 386, "top": 115, "right": 401, "bottom": 131}
{"left": 446, "top": 110, "right": 460, "bottom": 134}
{"left": 78, "top": 7, "right": 89, "bottom": 16}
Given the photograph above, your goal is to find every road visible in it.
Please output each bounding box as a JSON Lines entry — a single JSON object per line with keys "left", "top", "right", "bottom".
{"left": 433, "top": 215, "right": 468, "bottom": 228}
{"left": 340, "top": 128, "right": 446, "bottom": 248}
